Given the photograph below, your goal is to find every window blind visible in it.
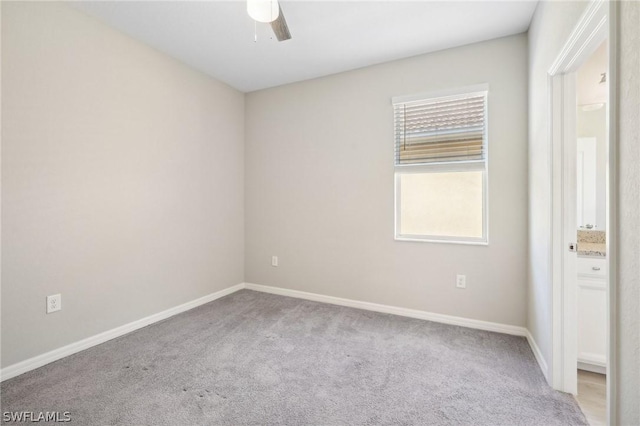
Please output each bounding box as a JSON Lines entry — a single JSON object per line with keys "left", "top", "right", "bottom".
{"left": 394, "top": 92, "right": 487, "bottom": 165}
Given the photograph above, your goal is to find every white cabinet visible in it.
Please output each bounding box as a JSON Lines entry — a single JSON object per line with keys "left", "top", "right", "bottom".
{"left": 577, "top": 257, "right": 607, "bottom": 373}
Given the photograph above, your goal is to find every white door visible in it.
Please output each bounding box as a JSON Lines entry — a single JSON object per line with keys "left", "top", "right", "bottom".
{"left": 577, "top": 137, "right": 597, "bottom": 229}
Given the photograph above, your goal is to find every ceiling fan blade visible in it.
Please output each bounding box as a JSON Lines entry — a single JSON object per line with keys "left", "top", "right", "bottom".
{"left": 270, "top": 4, "right": 291, "bottom": 41}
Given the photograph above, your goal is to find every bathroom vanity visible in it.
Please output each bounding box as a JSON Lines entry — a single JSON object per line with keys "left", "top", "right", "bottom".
{"left": 577, "top": 230, "right": 607, "bottom": 373}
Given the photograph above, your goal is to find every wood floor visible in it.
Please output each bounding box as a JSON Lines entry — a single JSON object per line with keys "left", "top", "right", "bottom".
{"left": 576, "top": 370, "right": 606, "bottom": 426}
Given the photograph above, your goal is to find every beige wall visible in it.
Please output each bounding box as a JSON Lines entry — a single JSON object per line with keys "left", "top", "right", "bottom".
{"left": 245, "top": 34, "right": 529, "bottom": 327}
{"left": 616, "top": 2, "right": 640, "bottom": 423}
{"left": 1, "top": 2, "right": 245, "bottom": 367}
{"left": 527, "top": 0, "right": 589, "bottom": 372}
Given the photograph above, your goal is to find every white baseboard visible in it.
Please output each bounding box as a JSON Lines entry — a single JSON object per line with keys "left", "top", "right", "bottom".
{"left": 578, "top": 361, "right": 607, "bottom": 375}
{"left": 244, "top": 282, "right": 528, "bottom": 336}
{"left": 245, "top": 283, "right": 554, "bottom": 380}
{"left": 578, "top": 352, "right": 607, "bottom": 367}
{"left": 526, "top": 330, "right": 550, "bottom": 383}
{"left": 2, "top": 282, "right": 550, "bottom": 385}
{"left": 578, "top": 352, "right": 607, "bottom": 374}
{"left": 0, "top": 283, "right": 245, "bottom": 382}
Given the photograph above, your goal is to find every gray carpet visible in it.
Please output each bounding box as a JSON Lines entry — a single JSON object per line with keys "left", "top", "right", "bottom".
{"left": 1, "top": 290, "right": 586, "bottom": 425}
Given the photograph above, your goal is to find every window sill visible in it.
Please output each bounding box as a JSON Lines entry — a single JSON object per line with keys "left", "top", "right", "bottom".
{"left": 394, "top": 236, "right": 489, "bottom": 246}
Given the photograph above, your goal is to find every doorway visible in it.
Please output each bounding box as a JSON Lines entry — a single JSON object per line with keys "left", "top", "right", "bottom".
{"left": 574, "top": 40, "right": 608, "bottom": 426}
{"left": 548, "top": 1, "right": 616, "bottom": 425}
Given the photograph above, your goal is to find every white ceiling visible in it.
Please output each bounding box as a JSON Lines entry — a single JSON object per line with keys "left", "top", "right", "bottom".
{"left": 72, "top": 1, "right": 538, "bottom": 93}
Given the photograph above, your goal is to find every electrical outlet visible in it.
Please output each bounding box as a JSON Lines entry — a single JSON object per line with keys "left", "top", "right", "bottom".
{"left": 271, "top": 256, "right": 278, "bottom": 267}
{"left": 456, "top": 274, "right": 466, "bottom": 289}
{"left": 47, "top": 294, "right": 62, "bottom": 314}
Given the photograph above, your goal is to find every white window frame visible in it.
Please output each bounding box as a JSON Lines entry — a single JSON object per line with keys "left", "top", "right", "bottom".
{"left": 393, "top": 84, "right": 489, "bottom": 245}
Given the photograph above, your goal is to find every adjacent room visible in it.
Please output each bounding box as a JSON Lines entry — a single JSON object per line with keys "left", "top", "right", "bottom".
{"left": 1, "top": 1, "right": 638, "bottom": 425}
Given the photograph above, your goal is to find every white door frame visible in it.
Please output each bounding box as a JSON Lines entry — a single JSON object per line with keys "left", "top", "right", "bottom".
{"left": 548, "top": 0, "right": 617, "bottom": 423}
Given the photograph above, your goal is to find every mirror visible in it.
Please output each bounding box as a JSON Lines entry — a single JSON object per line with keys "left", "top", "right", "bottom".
{"left": 576, "top": 41, "right": 607, "bottom": 230}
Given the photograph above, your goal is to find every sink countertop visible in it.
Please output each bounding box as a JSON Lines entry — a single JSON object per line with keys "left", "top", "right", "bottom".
{"left": 577, "top": 229, "right": 605, "bottom": 243}
{"left": 578, "top": 242, "right": 606, "bottom": 257}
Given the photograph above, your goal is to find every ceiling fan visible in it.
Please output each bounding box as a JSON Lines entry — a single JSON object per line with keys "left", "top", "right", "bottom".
{"left": 247, "top": 0, "right": 292, "bottom": 42}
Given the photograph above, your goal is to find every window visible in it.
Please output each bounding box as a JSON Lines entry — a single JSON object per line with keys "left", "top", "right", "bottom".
{"left": 393, "top": 85, "right": 488, "bottom": 244}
